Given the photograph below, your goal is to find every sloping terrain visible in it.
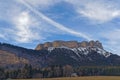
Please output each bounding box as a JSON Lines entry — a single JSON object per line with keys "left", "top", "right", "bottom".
{"left": 0, "top": 40, "right": 120, "bottom": 69}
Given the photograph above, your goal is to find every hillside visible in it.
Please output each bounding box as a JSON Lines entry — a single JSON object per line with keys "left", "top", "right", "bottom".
{"left": 0, "top": 40, "right": 120, "bottom": 68}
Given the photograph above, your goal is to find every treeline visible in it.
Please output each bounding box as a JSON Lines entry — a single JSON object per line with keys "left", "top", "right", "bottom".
{"left": 1, "top": 64, "right": 120, "bottom": 79}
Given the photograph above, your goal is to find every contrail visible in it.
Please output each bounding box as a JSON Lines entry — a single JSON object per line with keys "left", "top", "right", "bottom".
{"left": 19, "top": 0, "right": 92, "bottom": 40}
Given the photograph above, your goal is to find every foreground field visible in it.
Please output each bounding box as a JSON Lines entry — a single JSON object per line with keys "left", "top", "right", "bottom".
{"left": 14, "top": 76, "right": 120, "bottom": 80}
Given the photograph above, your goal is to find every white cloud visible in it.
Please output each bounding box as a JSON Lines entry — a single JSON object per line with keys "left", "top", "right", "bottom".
{"left": 0, "top": 34, "right": 5, "bottom": 39}
{"left": 11, "top": 11, "right": 62, "bottom": 43}
{"left": 0, "top": 0, "right": 23, "bottom": 23}
{"left": 79, "top": 3, "right": 120, "bottom": 23}
{"left": 13, "top": 12, "right": 41, "bottom": 43}
{"left": 17, "top": 0, "right": 62, "bottom": 9}
{"left": 101, "top": 29, "right": 120, "bottom": 54}
{"left": 66, "top": 0, "right": 120, "bottom": 23}
{"left": 103, "top": 29, "right": 120, "bottom": 44}
{"left": 19, "top": 0, "right": 92, "bottom": 41}
{"left": 0, "top": 0, "right": 65, "bottom": 43}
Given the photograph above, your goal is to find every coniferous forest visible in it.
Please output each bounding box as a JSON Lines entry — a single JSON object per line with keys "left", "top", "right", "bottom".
{"left": 1, "top": 64, "right": 120, "bottom": 79}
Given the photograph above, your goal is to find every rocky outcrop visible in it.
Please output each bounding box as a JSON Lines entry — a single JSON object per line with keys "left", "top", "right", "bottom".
{"left": 35, "top": 44, "right": 44, "bottom": 50}
{"left": 79, "top": 41, "right": 89, "bottom": 47}
{"left": 35, "top": 40, "right": 103, "bottom": 50}
{"left": 53, "top": 41, "right": 78, "bottom": 48}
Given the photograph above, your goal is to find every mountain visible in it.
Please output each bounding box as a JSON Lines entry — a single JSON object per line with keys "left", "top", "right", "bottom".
{"left": 35, "top": 40, "right": 120, "bottom": 66}
{"left": 35, "top": 40, "right": 103, "bottom": 50}
{"left": 0, "top": 40, "right": 120, "bottom": 69}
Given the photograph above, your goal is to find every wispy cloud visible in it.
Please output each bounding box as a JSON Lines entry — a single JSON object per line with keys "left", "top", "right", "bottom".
{"left": 19, "top": 0, "right": 91, "bottom": 41}
{"left": 79, "top": 3, "right": 120, "bottom": 23}
{"left": 101, "top": 29, "right": 120, "bottom": 54}
{"left": 12, "top": 11, "right": 42, "bottom": 43}
{"left": 0, "top": 0, "right": 63, "bottom": 43}
{"left": 0, "top": 34, "right": 5, "bottom": 39}
{"left": 102, "top": 29, "right": 120, "bottom": 45}
{"left": 3, "top": 10, "right": 62, "bottom": 43}
{"left": 17, "top": 0, "right": 62, "bottom": 9}
{"left": 66, "top": 0, "right": 120, "bottom": 23}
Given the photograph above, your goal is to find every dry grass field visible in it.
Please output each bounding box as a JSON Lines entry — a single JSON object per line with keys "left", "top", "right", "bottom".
{"left": 13, "top": 76, "right": 120, "bottom": 80}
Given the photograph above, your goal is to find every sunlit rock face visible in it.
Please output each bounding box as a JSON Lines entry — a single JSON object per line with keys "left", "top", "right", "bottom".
{"left": 35, "top": 40, "right": 103, "bottom": 50}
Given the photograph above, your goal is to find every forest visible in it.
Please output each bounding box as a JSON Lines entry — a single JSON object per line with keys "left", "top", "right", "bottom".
{"left": 1, "top": 64, "right": 120, "bottom": 79}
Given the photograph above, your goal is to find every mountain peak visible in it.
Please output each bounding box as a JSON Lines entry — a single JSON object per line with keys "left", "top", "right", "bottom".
{"left": 35, "top": 40, "right": 103, "bottom": 50}
{"left": 0, "top": 41, "right": 120, "bottom": 69}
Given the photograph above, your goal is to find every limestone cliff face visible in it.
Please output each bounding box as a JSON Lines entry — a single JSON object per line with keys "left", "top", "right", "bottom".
{"left": 35, "top": 44, "right": 44, "bottom": 50}
{"left": 53, "top": 41, "right": 63, "bottom": 47}
{"left": 80, "top": 41, "right": 89, "bottom": 47}
{"left": 35, "top": 40, "right": 103, "bottom": 50}
{"left": 53, "top": 41, "right": 78, "bottom": 48}
{"left": 44, "top": 42, "right": 52, "bottom": 48}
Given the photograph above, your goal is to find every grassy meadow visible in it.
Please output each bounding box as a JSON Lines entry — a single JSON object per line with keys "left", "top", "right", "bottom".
{"left": 13, "top": 76, "right": 120, "bottom": 80}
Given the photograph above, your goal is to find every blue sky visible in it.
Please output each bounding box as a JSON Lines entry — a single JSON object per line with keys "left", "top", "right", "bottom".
{"left": 1, "top": 0, "right": 120, "bottom": 55}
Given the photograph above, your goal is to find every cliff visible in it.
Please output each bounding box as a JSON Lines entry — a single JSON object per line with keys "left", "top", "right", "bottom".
{"left": 35, "top": 40, "right": 103, "bottom": 50}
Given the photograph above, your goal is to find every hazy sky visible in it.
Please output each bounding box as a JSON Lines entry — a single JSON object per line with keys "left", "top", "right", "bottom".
{"left": 0, "top": 0, "right": 120, "bottom": 55}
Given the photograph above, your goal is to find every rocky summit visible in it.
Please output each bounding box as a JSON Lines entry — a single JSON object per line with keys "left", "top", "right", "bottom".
{"left": 35, "top": 40, "right": 103, "bottom": 50}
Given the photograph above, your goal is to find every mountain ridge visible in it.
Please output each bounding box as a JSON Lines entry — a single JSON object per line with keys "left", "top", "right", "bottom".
{"left": 35, "top": 40, "right": 103, "bottom": 50}
{"left": 0, "top": 40, "right": 120, "bottom": 69}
